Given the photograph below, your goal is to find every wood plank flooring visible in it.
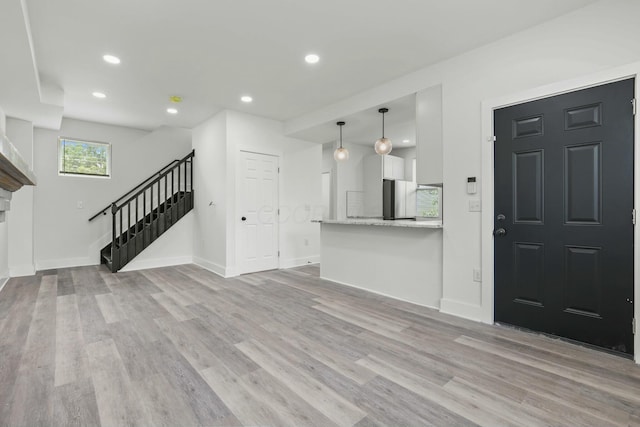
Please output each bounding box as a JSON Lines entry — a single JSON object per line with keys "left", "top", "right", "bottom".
{"left": 1, "top": 264, "right": 639, "bottom": 426}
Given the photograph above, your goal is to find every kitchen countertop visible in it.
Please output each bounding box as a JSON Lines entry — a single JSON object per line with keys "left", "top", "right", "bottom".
{"left": 313, "top": 218, "right": 442, "bottom": 229}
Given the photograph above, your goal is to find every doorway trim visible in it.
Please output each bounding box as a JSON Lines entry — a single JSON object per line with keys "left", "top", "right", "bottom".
{"left": 481, "top": 62, "right": 640, "bottom": 363}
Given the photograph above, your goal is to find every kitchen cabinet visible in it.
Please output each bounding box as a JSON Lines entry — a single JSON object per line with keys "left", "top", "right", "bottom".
{"left": 383, "top": 155, "right": 405, "bottom": 180}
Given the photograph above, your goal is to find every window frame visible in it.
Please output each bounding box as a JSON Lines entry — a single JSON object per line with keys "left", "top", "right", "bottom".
{"left": 57, "top": 137, "right": 112, "bottom": 178}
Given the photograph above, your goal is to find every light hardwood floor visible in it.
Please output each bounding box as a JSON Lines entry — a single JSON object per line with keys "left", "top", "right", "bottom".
{"left": 0, "top": 263, "right": 639, "bottom": 426}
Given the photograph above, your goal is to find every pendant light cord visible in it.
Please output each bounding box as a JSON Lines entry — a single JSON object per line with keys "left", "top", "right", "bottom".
{"left": 382, "top": 111, "right": 385, "bottom": 138}
{"left": 340, "top": 124, "right": 343, "bottom": 148}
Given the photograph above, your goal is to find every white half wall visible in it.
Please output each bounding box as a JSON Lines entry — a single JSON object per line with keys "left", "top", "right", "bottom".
{"left": 321, "top": 223, "right": 443, "bottom": 308}
{"left": 6, "top": 117, "right": 35, "bottom": 277}
{"left": 33, "top": 118, "right": 192, "bottom": 270}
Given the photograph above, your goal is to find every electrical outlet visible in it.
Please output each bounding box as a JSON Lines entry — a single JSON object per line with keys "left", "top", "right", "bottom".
{"left": 76, "top": 201, "right": 84, "bottom": 209}
{"left": 473, "top": 269, "right": 482, "bottom": 282}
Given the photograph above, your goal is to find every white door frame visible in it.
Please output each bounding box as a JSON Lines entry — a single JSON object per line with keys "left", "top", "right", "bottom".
{"left": 236, "top": 150, "right": 280, "bottom": 275}
{"left": 481, "top": 62, "right": 640, "bottom": 363}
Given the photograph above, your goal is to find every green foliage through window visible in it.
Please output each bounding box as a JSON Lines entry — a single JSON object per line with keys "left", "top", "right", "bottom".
{"left": 58, "top": 138, "right": 111, "bottom": 177}
{"left": 416, "top": 186, "right": 441, "bottom": 218}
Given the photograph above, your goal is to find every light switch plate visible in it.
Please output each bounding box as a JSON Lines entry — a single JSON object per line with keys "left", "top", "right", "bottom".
{"left": 469, "top": 199, "right": 481, "bottom": 212}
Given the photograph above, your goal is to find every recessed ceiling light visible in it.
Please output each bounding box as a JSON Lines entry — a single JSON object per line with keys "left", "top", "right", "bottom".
{"left": 167, "top": 108, "right": 178, "bottom": 114}
{"left": 92, "top": 92, "right": 106, "bottom": 99}
{"left": 305, "top": 54, "right": 320, "bottom": 64}
{"left": 402, "top": 139, "right": 410, "bottom": 144}
{"left": 241, "top": 96, "right": 253, "bottom": 103}
{"left": 103, "top": 54, "right": 121, "bottom": 65}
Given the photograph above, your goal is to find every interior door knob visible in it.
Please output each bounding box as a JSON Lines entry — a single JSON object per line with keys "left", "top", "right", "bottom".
{"left": 241, "top": 216, "right": 247, "bottom": 221}
{"left": 493, "top": 228, "right": 507, "bottom": 237}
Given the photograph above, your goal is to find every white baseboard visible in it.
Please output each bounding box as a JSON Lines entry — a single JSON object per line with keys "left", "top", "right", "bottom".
{"left": 280, "top": 255, "right": 320, "bottom": 269}
{"left": 35, "top": 257, "right": 97, "bottom": 271}
{"left": 319, "top": 275, "right": 441, "bottom": 311}
{"left": 119, "top": 256, "right": 193, "bottom": 272}
{"left": 439, "top": 298, "right": 484, "bottom": 322}
{"left": 9, "top": 264, "right": 36, "bottom": 277}
{"left": 193, "top": 257, "right": 238, "bottom": 278}
{"left": 36, "top": 255, "right": 194, "bottom": 273}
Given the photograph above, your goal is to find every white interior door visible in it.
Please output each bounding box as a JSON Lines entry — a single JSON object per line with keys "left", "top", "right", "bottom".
{"left": 238, "top": 151, "right": 279, "bottom": 274}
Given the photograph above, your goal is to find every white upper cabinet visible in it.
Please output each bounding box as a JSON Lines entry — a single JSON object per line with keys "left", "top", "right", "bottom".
{"left": 382, "top": 155, "right": 405, "bottom": 180}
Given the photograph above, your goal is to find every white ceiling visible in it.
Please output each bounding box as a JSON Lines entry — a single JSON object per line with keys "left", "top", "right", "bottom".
{"left": 2, "top": 0, "right": 598, "bottom": 132}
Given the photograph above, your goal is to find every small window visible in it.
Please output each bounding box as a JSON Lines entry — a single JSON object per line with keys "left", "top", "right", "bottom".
{"left": 58, "top": 137, "right": 111, "bottom": 178}
{"left": 416, "top": 185, "right": 442, "bottom": 219}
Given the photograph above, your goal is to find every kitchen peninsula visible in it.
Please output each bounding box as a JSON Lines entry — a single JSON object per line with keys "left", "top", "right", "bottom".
{"left": 317, "top": 218, "right": 443, "bottom": 308}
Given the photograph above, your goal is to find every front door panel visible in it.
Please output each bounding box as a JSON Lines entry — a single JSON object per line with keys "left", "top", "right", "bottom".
{"left": 494, "top": 79, "right": 634, "bottom": 355}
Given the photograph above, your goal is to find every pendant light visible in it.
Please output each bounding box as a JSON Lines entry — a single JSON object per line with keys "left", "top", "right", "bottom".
{"left": 334, "top": 121, "right": 349, "bottom": 161}
{"left": 374, "top": 107, "right": 392, "bottom": 155}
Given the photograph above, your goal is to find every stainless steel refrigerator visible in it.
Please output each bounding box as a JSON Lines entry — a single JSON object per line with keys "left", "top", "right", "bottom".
{"left": 383, "top": 179, "right": 416, "bottom": 220}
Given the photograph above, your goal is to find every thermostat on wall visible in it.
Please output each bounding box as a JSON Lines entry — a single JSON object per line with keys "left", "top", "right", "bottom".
{"left": 467, "top": 177, "right": 477, "bottom": 194}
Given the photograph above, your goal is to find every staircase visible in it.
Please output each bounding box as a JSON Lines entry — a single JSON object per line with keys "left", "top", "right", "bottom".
{"left": 89, "top": 150, "right": 195, "bottom": 272}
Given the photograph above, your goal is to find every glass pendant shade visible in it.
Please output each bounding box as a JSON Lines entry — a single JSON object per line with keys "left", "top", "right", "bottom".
{"left": 374, "top": 108, "right": 392, "bottom": 155}
{"left": 334, "top": 121, "right": 349, "bottom": 161}
{"left": 374, "top": 137, "right": 392, "bottom": 155}
{"left": 334, "top": 147, "right": 349, "bottom": 161}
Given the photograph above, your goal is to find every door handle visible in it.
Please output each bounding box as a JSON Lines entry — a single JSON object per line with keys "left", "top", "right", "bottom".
{"left": 241, "top": 216, "right": 247, "bottom": 221}
{"left": 493, "top": 228, "right": 507, "bottom": 237}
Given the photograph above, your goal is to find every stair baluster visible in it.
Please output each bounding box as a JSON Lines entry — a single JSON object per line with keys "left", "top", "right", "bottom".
{"left": 91, "top": 150, "right": 195, "bottom": 272}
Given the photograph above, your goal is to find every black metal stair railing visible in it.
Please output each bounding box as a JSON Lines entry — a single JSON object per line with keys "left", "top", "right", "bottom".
{"left": 89, "top": 150, "right": 195, "bottom": 272}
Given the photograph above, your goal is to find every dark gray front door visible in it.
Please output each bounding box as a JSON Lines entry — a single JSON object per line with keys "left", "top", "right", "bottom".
{"left": 494, "top": 79, "right": 635, "bottom": 355}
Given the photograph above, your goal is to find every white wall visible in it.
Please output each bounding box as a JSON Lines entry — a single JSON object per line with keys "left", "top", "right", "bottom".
{"left": 416, "top": 84, "right": 443, "bottom": 185}
{"left": 322, "top": 142, "right": 336, "bottom": 219}
{"left": 33, "top": 118, "right": 192, "bottom": 270}
{"left": 227, "top": 110, "right": 321, "bottom": 273}
{"left": 285, "top": 0, "right": 640, "bottom": 322}
{"left": 192, "top": 111, "right": 228, "bottom": 275}
{"left": 392, "top": 147, "right": 417, "bottom": 181}
{"left": 0, "top": 107, "right": 6, "bottom": 134}
{"left": 436, "top": 0, "right": 640, "bottom": 319}
{"left": 120, "top": 212, "right": 194, "bottom": 272}
{"left": 280, "top": 141, "right": 322, "bottom": 268}
{"left": 6, "top": 117, "right": 35, "bottom": 276}
{"left": 0, "top": 107, "right": 8, "bottom": 286}
{"left": 335, "top": 144, "right": 370, "bottom": 220}
{"left": 192, "top": 110, "right": 321, "bottom": 276}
